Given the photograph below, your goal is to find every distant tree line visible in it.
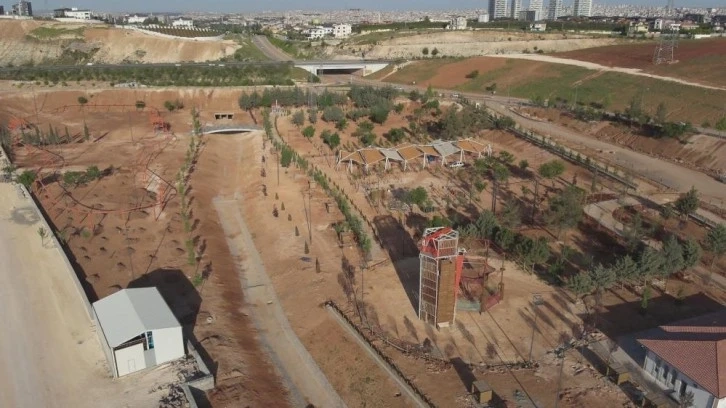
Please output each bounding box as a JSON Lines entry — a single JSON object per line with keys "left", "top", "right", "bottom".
{"left": 0, "top": 64, "right": 296, "bottom": 87}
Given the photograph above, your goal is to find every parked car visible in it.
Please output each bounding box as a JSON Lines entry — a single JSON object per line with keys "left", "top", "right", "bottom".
{"left": 448, "top": 161, "right": 465, "bottom": 168}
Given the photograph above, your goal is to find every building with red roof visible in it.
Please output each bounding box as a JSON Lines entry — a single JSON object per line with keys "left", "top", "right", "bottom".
{"left": 637, "top": 310, "right": 726, "bottom": 408}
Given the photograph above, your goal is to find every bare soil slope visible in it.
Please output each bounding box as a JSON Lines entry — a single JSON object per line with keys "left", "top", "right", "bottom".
{"left": 0, "top": 20, "right": 239, "bottom": 66}
{"left": 336, "top": 30, "right": 618, "bottom": 59}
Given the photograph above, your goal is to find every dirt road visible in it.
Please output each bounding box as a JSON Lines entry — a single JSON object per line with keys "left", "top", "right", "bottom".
{"left": 483, "top": 101, "right": 726, "bottom": 202}
{"left": 0, "top": 181, "right": 183, "bottom": 407}
{"left": 488, "top": 53, "right": 726, "bottom": 91}
{"left": 214, "top": 193, "right": 345, "bottom": 408}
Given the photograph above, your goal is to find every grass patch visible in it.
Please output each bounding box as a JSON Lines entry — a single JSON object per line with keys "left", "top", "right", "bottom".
{"left": 223, "top": 34, "right": 269, "bottom": 62}
{"left": 365, "top": 64, "right": 395, "bottom": 80}
{"left": 385, "top": 57, "right": 726, "bottom": 124}
{"left": 29, "top": 26, "right": 84, "bottom": 40}
{"left": 266, "top": 35, "right": 322, "bottom": 60}
{"left": 345, "top": 30, "right": 422, "bottom": 46}
{"left": 384, "top": 58, "right": 458, "bottom": 84}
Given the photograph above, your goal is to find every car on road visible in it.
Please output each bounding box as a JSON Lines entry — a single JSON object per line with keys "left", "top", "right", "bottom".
{"left": 448, "top": 161, "right": 465, "bottom": 169}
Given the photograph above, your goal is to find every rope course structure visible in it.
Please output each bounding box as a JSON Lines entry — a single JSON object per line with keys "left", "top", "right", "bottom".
{"left": 5, "top": 103, "right": 178, "bottom": 232}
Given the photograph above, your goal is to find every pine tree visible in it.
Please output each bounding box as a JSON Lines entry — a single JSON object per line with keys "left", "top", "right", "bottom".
{"left": 295, "top": 226, "right": 300, "bottom": 236}
{"left": 304, "top": 241, "right": 309, "bottom": 254}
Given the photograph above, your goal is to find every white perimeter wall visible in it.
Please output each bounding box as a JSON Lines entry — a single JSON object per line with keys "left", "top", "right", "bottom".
{"left": 115, "top": 343, "right": 146, "bottom": 377}
{"left": 152, "top": 327, "right": 184, "bottom": 365}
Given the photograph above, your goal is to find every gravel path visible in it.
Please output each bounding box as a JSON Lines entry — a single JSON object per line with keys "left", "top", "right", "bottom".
{"left": 213, "top": 196, "right": 346, "bottom": 408}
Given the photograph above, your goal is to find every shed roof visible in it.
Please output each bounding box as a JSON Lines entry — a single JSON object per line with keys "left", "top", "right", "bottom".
{"left": 431, "top": 140, "right": 461, "bottom": 158}
{"left": 360, "top": 148, "right": 385, "bottom": 164}
{"left": 456, "top": 139, "right": 489, "bottom": 153}
{"left": 339, "top": 151, "right": 364, "bottom": 164}
{"left": 418, "top": 145, "right": 440, "bottom": 157}
{"left": 397, "top": 145, "right": 423, "bottom": 161}
{"left": 93, "top": 288, "right": 181, "bottom": 348}
{"left": 380, "top": 148, "right": 404, "bottom": 162}
{"left": 637, "top": 309, "right": 726, "bottom": 398}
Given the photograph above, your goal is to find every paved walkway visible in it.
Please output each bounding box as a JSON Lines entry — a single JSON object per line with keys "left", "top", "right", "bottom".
{"left": 213, "top": 196, "right": 346, "bottom": 408}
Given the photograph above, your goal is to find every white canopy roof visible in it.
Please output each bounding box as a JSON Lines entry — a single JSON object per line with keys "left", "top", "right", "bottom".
{"left": 93, "top": 288, "right": 180, "bottom": 348}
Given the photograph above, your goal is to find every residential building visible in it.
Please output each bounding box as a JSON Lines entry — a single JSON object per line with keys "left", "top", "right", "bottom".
{"left": 477, "top": 13, "right": 490, "bottom": 23}
{"left": 574, "top": 0, "right": 593, "bottom": 17}
{"left": 637, "top": 310, "right": 726, "bottom": 408}
{"left": 519, "top": 10, "right": 539, "bottom": 22}
{"left": 0, "top": 6, "right": 4, "bottom": 15}
{"left": 511, "top": 0, "right": 522, "bottom": 20}
{"left": 333, "top": 23, "right": 352, "bottom": 38}
{"left": 126, "top": 14, "right": 148, "bottom": 24}
{"left": 171, "top": 17, "right": 194, "bottom": 28}
{"left": 12, "top": 0, "right": 31, "bottom": 16}
{"left": 57, "top": 7, "right": 91, "bottom": 19}
{"left": 304, "top": 26, "right": 332, "bottom": 39}
{"left": 449, "top": 16, "right": 467, "bottom": 30}
{"left": 489, "top": 0, "right": 507, "bottom": 20}
{"left": 530, "top": 22, "right": 547, "bottom": 31}
{"left": 627, "top": 21, "right": 649, "bottom": 34}
{"left": 93, "top": 288, "right": 184, "bottom": 378}
{"left": 548, "top": 0, "right": 562, "bottom": 20}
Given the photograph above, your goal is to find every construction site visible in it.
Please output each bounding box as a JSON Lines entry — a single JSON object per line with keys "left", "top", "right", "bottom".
{"left": 2, "top": 75, "right": 726, "bottom": 408}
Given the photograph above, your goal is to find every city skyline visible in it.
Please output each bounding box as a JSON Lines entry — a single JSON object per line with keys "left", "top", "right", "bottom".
{"left": 27, "top": 1, "right": 725, "bottom": 13}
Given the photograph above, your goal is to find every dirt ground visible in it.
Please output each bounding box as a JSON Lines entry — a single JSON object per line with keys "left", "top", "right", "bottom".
{"left": 4, "top": 85, "right": 694, "bottom": 408}
{"left": 556, "top": 38, "right": 726, "bottom": 88}
{"left": 518, "top": 106, "right": 726, "bottom": 177}
{"left": 265, "top": 105, "right": 633, "bottom": 406}
{"left": 1, "top": 88, "right": 288, "bottom": 407}
{"left": 0, "top": 20, "right": 239, "bottom": 66}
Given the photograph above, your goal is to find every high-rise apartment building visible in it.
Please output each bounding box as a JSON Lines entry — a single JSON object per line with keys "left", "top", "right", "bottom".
{"left": 529, "top": 0, "right": 543, "bottom": 20}
{"left": 573, "top": 0, "right": 593, "bottom": 17}
{"left": 510, "top": 0, "right": 522, "bottom": 19}
{"left": 489, "top": 0, "right": 507, "bottom": 20}
{"left": 547, "top": 0, "right": 562, "bottom": 20}
{"left": 12, "top": 0, "right": 32, "bottom": 16}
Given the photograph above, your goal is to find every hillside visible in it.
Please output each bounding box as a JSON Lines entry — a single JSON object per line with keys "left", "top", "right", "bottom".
{"left": 331, "top": 30, "right": 619, "bottom": 59}
{"left": 0, "top": 20, "right": 240, "bottom": 66}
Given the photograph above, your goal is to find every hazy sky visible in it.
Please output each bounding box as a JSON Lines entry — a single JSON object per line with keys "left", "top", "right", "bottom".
{"left": 41, "top": 1, "right": 723, "bottom": 13}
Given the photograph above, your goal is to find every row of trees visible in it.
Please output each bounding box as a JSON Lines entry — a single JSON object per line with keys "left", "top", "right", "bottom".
{"left": 1, "top": 64, "right": 296, "bottom": 87}
{"left": 240, "top": 87, "right": 348, "bottom": 111}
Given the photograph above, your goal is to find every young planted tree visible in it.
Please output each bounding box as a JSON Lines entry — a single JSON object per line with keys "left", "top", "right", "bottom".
{"left": 291, "top": 110, "right": 305, "bottom": 128}
{"left": 612, "top": 254, "right": 638, "bottom": 288}
{"left": 637, "top": 247, "right": 666, "bottom": 285}
{"left": 589, "top": 264, "right": 617, "bottom": 322}
{"left": 706, "top": 224, "right": 726, "bottom": 270}
{"left": 135, "top": 100, "right": 146, "bottom": 111}
{"left": 38, "top": 227, "right": 47, "bottom": 245}
{"left": 538, "top": 160, "right": 566, "bottom": 188}
{"left": 308, "top": 108, "right": 318, "bottom": 124}
{"left": 518, "top": 159, "right": 529, "bottom": 173}
{"left": 77, "top": 96, "right": 88, "bottom": 107}
{"left": 681, "top": 238, "right": 702, "bottom": 270}
{"left": 500, "top": 200, "right": 522, "bottom": 230}
{"left": 302, "top": 125, "right": 315, "bottom": 140}
{"left": 674, "top": 186, "right": 699, "bottom": 220}
{"left": 16, "top": 170, "right": 37, "bottom": 189}
{"left": 567, "top": 272, "right": 594, "bottom": 304}
{"left": 545, "top": 185, "right": 585, "bottom": 239}
{"left": 660, "top": 235, "right": 685, "bottom": 291}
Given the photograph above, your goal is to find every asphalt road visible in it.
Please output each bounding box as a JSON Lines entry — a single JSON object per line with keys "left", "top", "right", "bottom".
{"left": 252, "top": 35, "right": 294, "bottom": 62}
